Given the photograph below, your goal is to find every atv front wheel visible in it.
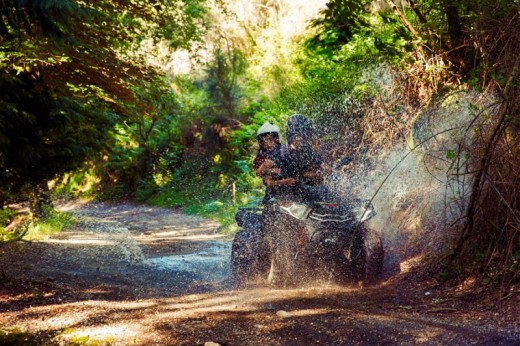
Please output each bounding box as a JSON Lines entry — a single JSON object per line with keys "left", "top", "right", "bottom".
{"left": 231, "top": 229, "right": 270, "bottom": 287}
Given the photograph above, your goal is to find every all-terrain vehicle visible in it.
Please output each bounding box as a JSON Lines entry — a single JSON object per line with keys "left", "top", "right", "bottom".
{"left": 231, "top": 185, "right": 384, "bottom": 287}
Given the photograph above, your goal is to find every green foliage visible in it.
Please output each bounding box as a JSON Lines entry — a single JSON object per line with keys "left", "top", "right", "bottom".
{"left": 307, "top": 0, "right": 371, "bottom": 58}
{"left": 0, "top": 208, "right": 27, "bottom": 242}
{"left": 106, "top": 0, "right": 208, "bottom": 51}
{"left": 162, "top": 104, "right": 280, "bottom": 230}
{"left": 131, "top": 42, "right": 270, "bottom": 223}
{"left": 60, "top": 327, "right": 115, "bottom": 345}
{"left": 0, "top": 223, "right": 28, "bottom": 242}
{"left": 1, "top": 205, "right": 74, "bottom": 242}
{"left": 24, "top": 209, "right": 75, "bottom": 240}
{"left": 0, "top": 0, "right": 83, "bottom": 40}
{"left": 270, "top": 2, "right": 418, "bottom": 143}
{"left": 204, "top": 48, "right": 246, "bottom": 118}
{"left": 0, "top": 208, "right": 16, "bottom": 227}
{"left": 52, "top": 167, "right": 100, "bottom": 198}
{"left": 0, "top": 327, "right": 43, "bottom": 346}
{"left": 307, "top": 1, "right": 413, "bottom": 63}
{"left": 100, "top": 78, "right": 184, "bottom": 193}
{"left": 0, "top": 0, "right": 210, "bottom": 209}
{"left": 0, "top": 71, "right": 115, "bottom": 205}
{"left": 98, "top": 44, "right": 253, "bottom": 200}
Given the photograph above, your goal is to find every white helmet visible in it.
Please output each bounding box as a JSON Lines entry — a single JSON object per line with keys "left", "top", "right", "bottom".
{"left": 257, "top": 122, "right": 280, "bottom": 138}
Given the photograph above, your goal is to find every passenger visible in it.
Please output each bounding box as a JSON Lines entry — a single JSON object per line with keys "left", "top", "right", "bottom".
{"left": 253, "top": 122, "right": 297, "bottom": 280}
{"left": 254, "top": 122, "right": 297, "bottom": 203}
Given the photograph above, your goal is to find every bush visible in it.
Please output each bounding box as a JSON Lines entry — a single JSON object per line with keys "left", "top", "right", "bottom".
{"left": 23, "top": 210, "right": 75, "bottom": 241}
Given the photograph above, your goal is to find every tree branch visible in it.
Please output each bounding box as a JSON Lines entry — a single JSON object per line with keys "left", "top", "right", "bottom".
{"left": 450, "top": 56, "right": 520, "bottom": 260}
{"left": 384, "top": 0, "right": 420, "bottom": 38}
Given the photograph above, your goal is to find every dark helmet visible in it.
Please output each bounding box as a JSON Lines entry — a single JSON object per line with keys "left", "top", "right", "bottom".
{"left": 286, "top": 114, "right": 314, "bottom": 145}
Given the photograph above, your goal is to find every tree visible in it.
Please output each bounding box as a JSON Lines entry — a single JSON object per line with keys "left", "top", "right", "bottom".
{"left": 307, "top": 0, "right": 371, "bottom": 58}
{"left": 0, "top": 71, "right": 114, "bottom": 215}
{"left": 0, "top": 0, "right": 209, "bottom": 213}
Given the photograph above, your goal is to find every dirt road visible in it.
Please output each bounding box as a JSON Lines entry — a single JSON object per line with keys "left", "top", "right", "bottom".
{"left": 1, "top": 201, "right": 518, "bottom": 345}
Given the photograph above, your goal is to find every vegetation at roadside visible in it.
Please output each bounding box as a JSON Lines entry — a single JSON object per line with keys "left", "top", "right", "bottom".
{"left": 0, "top": 207, "right": 75, "bottom": 241}
{"left": 0, "top": 327, "right": 44, "bottom": 346}
{"left": 1, "top": 0, "right": 519, "bottom": 292}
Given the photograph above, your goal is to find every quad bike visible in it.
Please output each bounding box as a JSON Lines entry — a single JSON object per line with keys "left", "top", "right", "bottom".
{"left": 231, "top": 185, "right": 384, "bottom": 287}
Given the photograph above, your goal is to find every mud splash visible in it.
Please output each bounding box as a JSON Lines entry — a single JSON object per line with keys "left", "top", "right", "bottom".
{"left": 146, "top": 241, "right": 231, "bottom": 280}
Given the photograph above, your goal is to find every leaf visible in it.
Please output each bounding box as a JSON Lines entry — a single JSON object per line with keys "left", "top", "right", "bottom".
{"left": 12, "top": 64, "right": 25, "bottom": 75}
{"left": 446, "top": 149, "right": 456, "bottom": 159}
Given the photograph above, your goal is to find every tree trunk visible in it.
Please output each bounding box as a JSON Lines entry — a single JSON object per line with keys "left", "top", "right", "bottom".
{"left": 445, "top": 5, "right": 467, "bottom": 71}
{"left": 445, "top": 6, "right": 464, "bottom": 47}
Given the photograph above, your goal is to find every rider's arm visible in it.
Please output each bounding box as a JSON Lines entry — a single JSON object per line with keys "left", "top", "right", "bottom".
{"left": 263, "top": 176, "right": 297, "bottom": 187}
{"left": 256, "top": 159, "right": 281, "bottom": 178}
{"left": 302, "top": 158, "right": 332, "bottom": 183}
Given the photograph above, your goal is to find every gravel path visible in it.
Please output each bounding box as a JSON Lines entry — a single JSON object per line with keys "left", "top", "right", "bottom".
{"left": 49, "top": 200, "right": 231, "bottom": 297}
{"left": 0, "top": 201, "right": 518, "bottom": 345}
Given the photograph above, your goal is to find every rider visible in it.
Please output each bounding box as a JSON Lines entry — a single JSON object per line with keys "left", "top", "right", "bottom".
{"left": 282, "top": 114, "right": 332, "bottom": 201}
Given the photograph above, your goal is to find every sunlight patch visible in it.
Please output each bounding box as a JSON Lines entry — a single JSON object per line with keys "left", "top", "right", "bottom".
{"left": 457, "top": 277, "right": 477, "bottom": 292}
{"left": 43, "top": 239, "right": 116, "bottom": 245}
{"left": 281, "top": 308, "right": 340, "bottom": 317}
{"left": 58, "top": 324, "right": 142, "bottom": 345}
{"left": 414, "top": 329, "right": 444, "bottom": 343}
{"left": 139, "top": 231, "right": 227, "bottom": 241}
{"left": 39, "top": 311, "right": 88, "bottom": 329}
{"left": 399, "top": 254, "right": 425, "bottom": 274}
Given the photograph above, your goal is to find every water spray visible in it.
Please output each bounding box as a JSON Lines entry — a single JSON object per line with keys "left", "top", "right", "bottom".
{"left": 364, "top": 126, "right": 459, "bottom": 209}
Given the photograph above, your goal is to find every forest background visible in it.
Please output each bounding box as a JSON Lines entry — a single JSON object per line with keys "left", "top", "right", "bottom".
{"left": 1, "top": 0, "right": 519, "bottom": 294}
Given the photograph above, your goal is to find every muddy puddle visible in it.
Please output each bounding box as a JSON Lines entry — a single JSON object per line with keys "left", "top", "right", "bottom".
{"left": 50, "top": 201, "right": 236, "bottom": 295}
{"left": 145, "top": 241, "right": 232, "bottom": 281}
